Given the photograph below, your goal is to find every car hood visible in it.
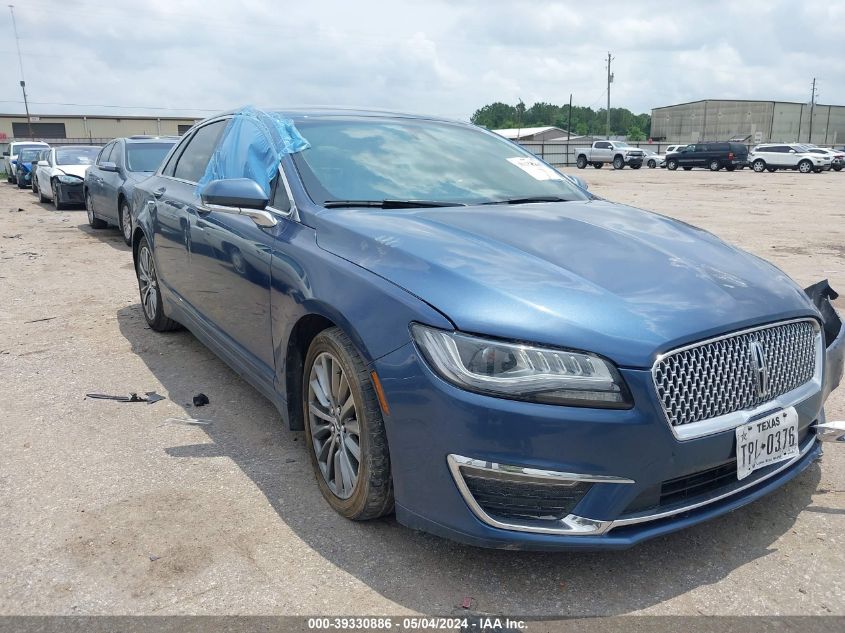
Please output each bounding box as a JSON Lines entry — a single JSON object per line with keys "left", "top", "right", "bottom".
{"left": 56, "top": 164, "right": 91, "bottom": 178}
{"left": 313, "top": 200, "right": 817, "bottom": 367}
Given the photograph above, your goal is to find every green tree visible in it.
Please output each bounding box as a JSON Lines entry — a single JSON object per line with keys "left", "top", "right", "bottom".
{"left": 626, "top": 125, "right": 646, "bottom": 141}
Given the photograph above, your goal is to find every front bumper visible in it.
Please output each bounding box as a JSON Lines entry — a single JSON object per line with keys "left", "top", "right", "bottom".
{"left": 375, "top": 284, "right": 844, "bottom": 550}
{"left": 55, "top": 181, "right": 85, "bottom": 205}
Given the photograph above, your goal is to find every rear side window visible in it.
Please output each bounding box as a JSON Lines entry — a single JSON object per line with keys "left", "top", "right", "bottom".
{"left": 173, "top": 120, "right": 228, "bottom": 183}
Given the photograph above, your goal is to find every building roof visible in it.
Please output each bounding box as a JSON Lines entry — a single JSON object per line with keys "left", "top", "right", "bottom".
{"left": 651, "top": 98, "right": 845, "bottom": 110}
{"left": 0, "top": 113, "right": 201, "bottom": 121}
{"left": 493, "top": 126, "right": 572, "bottom": 139}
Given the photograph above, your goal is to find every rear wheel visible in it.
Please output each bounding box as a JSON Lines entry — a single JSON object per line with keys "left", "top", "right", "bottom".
{"left": 136, "top": 237, "right": 181, "bottom": 331}
{"left": 667, "top": 159, "right": 678, "bottom": 171}
{"left": 303, "top": 327, "right": 393, "bottom": 520}
{"left": 798, "top": 160, "right": 812, "bottom": 174}
{"left": 833, "top": 165, "right": 842, "bottom": 172}
{"left": 576, "top": 155, "right": 587, "bottom": 169}
{"left": 38, "top": 178, "right": 48, "bottom": 202}
{"left": 17, "top": 174, "right": 27, "bottom": 189}
{"left": 647, "top": 159, "right": 657, "bottom": 168}
{"left": 592, "top": 162, "right": 603, "bottom": 169}
{"left": 709, "top": 160, "right": 721, "bottom": 171}
{"left": 119, "top": 200, "right": 133, "bottom": 246}
{"left": 682, "top": 166, "right": 692, "bottom": 171}
{"left": 753, "top": 160, "right": 766, "bottom": 172}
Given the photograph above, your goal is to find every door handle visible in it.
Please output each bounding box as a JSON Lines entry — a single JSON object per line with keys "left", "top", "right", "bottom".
{"left": 153, "top": 187, "right": 166, "bottom": 199}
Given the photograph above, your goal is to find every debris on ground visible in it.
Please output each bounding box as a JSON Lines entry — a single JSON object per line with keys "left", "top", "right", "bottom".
{"left": 149, "top": 554, "right": 161, "bottom": 562}
{"left": 86, "top": 391, "right": 166, "bottom": 404}
{"left": 3, "top": 234, "right": 22, "bottom": 239}
{"left": 24, "top": 316, "right": 56, "bottom": 324}
{"left": 460, "top": 596, "right": 475, "bottom": 610}
{"left": 164, "top": 417, "right": 212, "bottom": 426}
{"left": 192, "top": 393, "right": 210, "bottom": 407}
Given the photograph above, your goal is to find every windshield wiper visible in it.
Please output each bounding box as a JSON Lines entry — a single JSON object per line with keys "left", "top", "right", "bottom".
{"left": 323, "top": 199, "right": 467, "bottom": 209}
{"left": 480, "top": 196, "right": 573, "bottom": 205}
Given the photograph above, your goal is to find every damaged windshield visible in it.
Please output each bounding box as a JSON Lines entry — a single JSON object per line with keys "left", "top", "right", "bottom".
{"left": 291, "top": 117, "right": 589, "bottom": 207}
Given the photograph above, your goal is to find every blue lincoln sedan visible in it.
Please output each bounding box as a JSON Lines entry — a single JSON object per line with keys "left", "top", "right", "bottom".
{"left": 131, "top": 108, "right": 844, "bottom": 549}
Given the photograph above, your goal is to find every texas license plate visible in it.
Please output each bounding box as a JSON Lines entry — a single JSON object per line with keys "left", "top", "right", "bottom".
{"left": 735, "top": 407, "right": 799, "bottom": 480}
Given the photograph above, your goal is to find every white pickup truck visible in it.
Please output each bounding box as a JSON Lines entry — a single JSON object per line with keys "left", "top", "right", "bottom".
{"left": 575, "top": 141, "right": 645, "bottom": 170}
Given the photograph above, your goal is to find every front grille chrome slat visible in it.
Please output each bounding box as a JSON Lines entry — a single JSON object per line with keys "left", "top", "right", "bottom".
{"left": 653, "top": 319, "right": 820, "bottom": 431}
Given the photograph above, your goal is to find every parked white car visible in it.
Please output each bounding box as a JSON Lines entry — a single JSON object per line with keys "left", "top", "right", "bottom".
{"left": 749, "top": 143, "right": 831, "bottom": 174}
{"left": 801, "top": 146, "right": 844, "bottom": 172}
{"left": 34, "top": 146, "right": 102, "bottom": 209}
{"left": 4, "top": 140, "right": 50, "bottom": 184}
{"left": 643, "top": 149, "right": 664, "bottom": 169}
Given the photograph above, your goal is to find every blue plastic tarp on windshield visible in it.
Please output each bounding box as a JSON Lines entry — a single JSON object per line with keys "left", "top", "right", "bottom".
{"left": 196, "top": 106, "right": 310, "bottom": 197}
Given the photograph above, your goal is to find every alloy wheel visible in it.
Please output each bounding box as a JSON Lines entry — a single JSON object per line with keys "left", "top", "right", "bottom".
{"left": 121, "top": 203, "right": 132, "bottom": 241}
{"left": 798, "top": 161, "right": 812, "bottom": 173}
{"left": 137, "top": 245, "right": 159, "bottom": 321}
{"left": 307, "top": 351, "right": 360, "bottom": 500}
{"left": 86, "top": 193, "right": 94, "bottom": 224}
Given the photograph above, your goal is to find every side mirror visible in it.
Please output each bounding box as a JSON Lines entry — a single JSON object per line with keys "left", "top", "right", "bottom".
{"left": 37, "top": 160, "right": 48, "bottom": 166}
{"left": 200, "top": 178, "right": 275, "bottom": 227}
{"left": 789, "top": 149, "right": 796, "bottom": 154}
{"left": 100, "top": 161, "right": 119, "bottom": 172}
{"left": 2, "top": 151, "right": 8, "bottom": 157}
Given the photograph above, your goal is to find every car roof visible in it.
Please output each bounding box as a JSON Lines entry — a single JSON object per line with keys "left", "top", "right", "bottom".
{"left": 199, "top": 106, "right": 464, "bottom": 126}
{"left": 123, "top": 136, "right": 180, "bottom": 144}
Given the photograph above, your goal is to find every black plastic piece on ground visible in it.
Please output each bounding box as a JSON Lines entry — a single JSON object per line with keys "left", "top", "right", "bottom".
{"left": 192, "top": 393, "right": 210, "bottom": 407}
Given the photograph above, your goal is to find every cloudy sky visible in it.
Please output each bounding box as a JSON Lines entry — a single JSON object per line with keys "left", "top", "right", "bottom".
{"left": 1, "top": 0, "right": 842, "bottom": 120}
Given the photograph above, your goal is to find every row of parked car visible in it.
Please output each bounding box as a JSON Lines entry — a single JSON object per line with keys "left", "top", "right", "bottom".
{"left": 641, "top": 142, "right": 844, "bottom": 173}
{"left": 3, "top": 136, "right": 178, "bottom": 244}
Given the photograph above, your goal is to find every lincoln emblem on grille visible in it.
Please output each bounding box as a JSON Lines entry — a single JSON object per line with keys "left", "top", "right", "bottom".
{"left": 748, "top": 341, "right": 770, "bottom": 398}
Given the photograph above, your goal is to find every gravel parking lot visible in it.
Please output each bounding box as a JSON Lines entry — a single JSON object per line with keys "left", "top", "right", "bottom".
{"left": 0, "top": 168, "right": 843, "bottom": 617}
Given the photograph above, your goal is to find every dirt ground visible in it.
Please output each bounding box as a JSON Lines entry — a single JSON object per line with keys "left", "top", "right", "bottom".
{"left": 0, "top": 167, "right": 843, "bottom": 617}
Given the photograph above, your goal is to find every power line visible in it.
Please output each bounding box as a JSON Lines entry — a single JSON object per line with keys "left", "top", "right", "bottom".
{"left": 8, "top": 4, "right": 34, "bottom": 137}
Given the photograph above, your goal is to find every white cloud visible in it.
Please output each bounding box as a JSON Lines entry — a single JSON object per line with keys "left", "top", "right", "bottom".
{"left": 1, "top": 0, "right": 841, "bottom": 121}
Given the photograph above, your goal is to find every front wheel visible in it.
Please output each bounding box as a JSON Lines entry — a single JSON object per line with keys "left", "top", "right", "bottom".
{"left": 667, "top": 159, "right": 678, "bottom": 171}
{"left": 612, "top": 156, "right": 624, "bottom": 169}
{"left": 576, "top": 155, "right": 587, "bottom": 169}
{"left": 798, "top": 160, "right": 813, "bottom": 174}
{"left": 647, "top": 160, "right": 656, "bottom": 168}
{"left": 709, "top": 160, "right": 720, "bottom": 171}
{"left": 52, "top": 181, "right": 67, "bottom": 210}
{"left": 303, "top": 327, "right": 393, "bottom": 520}
{"left": 136, "top": 237, "right": 181, "bottom": 332}
{"left": 833, "top": 165, "right": 842, "bottom": 172}
{"left": 119, "top": 200, "right": 133, "bottom": 246}
{"left": 86, "top": 192, "right": 107, "bottom": 229}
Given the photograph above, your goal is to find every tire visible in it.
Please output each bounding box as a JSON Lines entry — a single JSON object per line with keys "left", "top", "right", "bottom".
{"left": 753, "top": 160, "right": 766, "bottom": 173}
{"left": 833, "top": 165, "right": 842, "bottom": 172}
{"left": 38, "top": 179, "right": 48, "bottom": 202}
{"left": 576, "top": 155, "right": 587, "bottom": 169}
{"left": 52, "top": 181, "right": 66, "bottom": 210}
{"left": 612, "top": 155, "right": 625, "bottom": 170}
{"left": 592, "top": 162, "right": 603, "bottom": 169}
{"left": 9, "top": 172, "right": 16, "bottom": 184}
{"left": 17, "top": 174, "right": 27, "bottom": 189}
{"left": 86, "top": 191, "right": 107, "bottom": 229}
{"left": 682, "top": 166, "right": 692, "bottom": 171}
{"left": 709, "top": 160, "right": 720, "bottom": 171}
{"left": 667, "top": 159, "right": 678, "bottom": 171}
{"left": 303, "top": 327, "right": 393, "bottom": 520}
{"left": 630, "top": 163, "right": 642, "bottom": 169}
{"left": 119, "top": 199, "right": 133, "bottom": 246}
{"left": 726, "top": 166, "right": 736, "bottom": 172}
{"left": 31, "top": 177, "right": 38, "bottom": 193}
{"left": 798, "top": 160, "right": 813, "bottom": 174}
{"left": 647, "top": 160, "right": 657, "bottom": 168}
{"left": 135, "top": 236, "right": 181, "bottom": 332}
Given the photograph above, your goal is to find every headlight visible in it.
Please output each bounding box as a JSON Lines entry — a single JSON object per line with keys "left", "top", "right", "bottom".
{"left": 410, "top": 324, "right": 632, "bottom": 408}
{"left": 57, "top": 175, "right": 83, "bottom": 185}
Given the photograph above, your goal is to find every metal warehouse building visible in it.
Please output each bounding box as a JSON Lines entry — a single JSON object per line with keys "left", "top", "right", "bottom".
{"left": 650, "top": 99, "right": 845, "bottom": 146}
{"left": 0, "top": 113, "right": 201, "bottom": 143}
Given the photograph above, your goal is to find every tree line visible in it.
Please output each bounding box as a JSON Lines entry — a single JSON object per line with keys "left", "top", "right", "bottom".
{"left": 470, "top": 101, "right": 652, "bottom": 141}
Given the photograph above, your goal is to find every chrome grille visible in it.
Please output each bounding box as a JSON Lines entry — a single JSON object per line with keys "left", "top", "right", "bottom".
{"left": 653, "top": 320, "right": 818, "bottom": 428}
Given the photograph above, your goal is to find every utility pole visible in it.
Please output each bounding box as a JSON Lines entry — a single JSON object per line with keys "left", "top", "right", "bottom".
{"left": 567, "top": 93, "right": 572, "bottom": 141}
{"left": 606, "top": 52, "right": 614, "bottom": 140}
{"left": 808, "top": 77, "right": 817, "bottom": 143}
{"left": 8, "top": 5, "right": 33, "bottom": 139}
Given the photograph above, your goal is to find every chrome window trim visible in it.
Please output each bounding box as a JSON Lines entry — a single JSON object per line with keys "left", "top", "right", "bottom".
{"left": 447, "top": 454, "right": 629, "bottom": 536}
{"left": 651, "top": 318, "right": 823, "bottom": 441}
{"left": 266, "top": 163, "right": 299, "bottom": 223}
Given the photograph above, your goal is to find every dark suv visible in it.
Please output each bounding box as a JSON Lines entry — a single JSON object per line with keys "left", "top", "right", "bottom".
{"left": 665, "top": 142, "right": 748, "bottom": 172}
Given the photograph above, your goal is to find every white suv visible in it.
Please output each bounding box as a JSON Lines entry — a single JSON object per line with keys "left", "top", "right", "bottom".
{"left": 750, "top": 143, "right": 831, "bottom": 174}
